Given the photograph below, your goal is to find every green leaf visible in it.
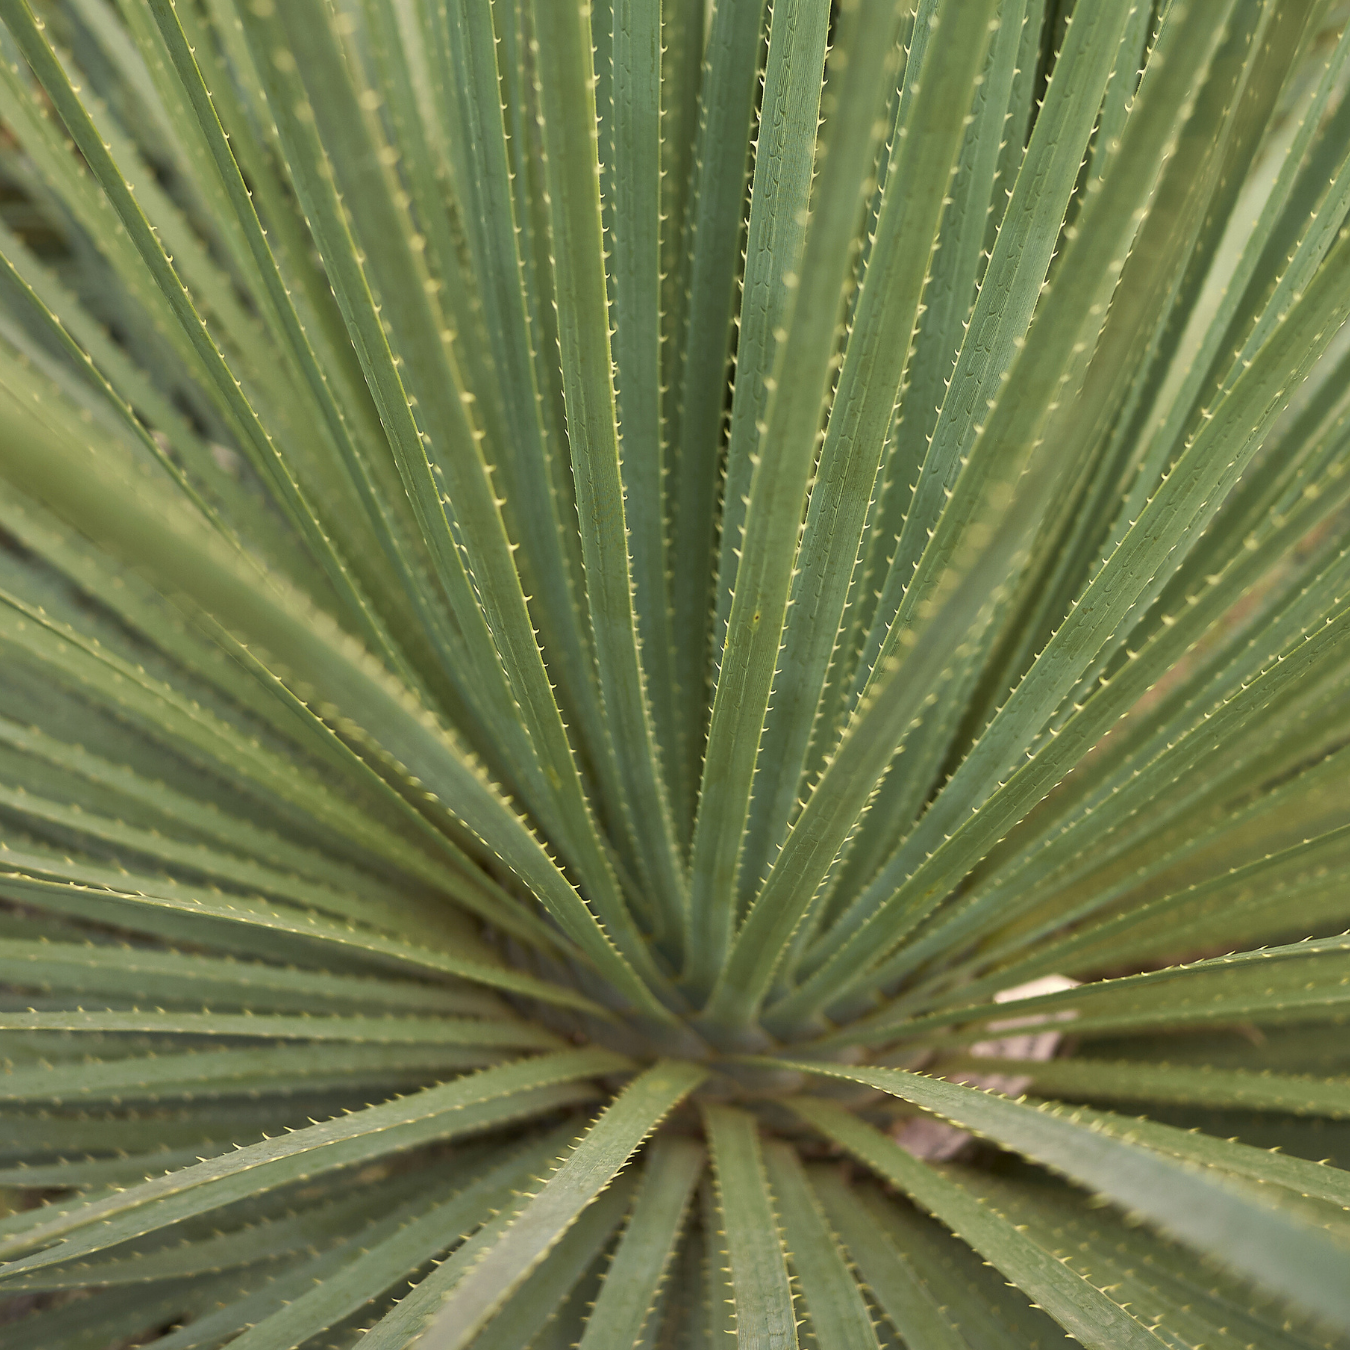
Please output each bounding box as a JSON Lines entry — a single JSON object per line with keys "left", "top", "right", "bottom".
{"left": 1024, "top": 1097, "right": 1350, "bottom": 1210}
{"left": 962, "top": 1168, "right": 1343, "bottom": 1350}
{"left": 576, "top": 1135, "right": 705, "bottom": 1349}
{"left": 0, "top": 1272, "right": 233, "bottom": 1350}
{"left": 610, "top": 0, "right": 679, "bottom": 819}
{"left": 959, "top": 1058, "right": 1350, "bottom": 1118}
{"left": 682, "top": 0, "right": 833, "bottom": 997}
{"left": 0, "top": 1042, "right": 512, "bottom": 1105}
{"left": 0, "top": 4, "right": 1348, "bottom": 1344}
{"left": 746, "top": 0, "right": 1024, "bottom": 907}
{"left": 910, "top": 929, "right": 1350, "bottom": 1043}
{"left": 140, "top": 0, "right": 470, "bottom": 699}
{"left": 0, "top": 400, "right": 676, "bottom": 1023}
{"left": 0, "top": 780, "right": 461, "bottom": 942}
{"left": 854, "top": 0, "right": 1141, "bottom": 707}
{"left": 667, "top": 0, "right": 766, "bottom": 831}
{"left": 0, "top": 850, "right": 606, "bottom": 1016}
{"left": 702, "top": 1102, "right": 798, "bottom": 1350}
{"left": 411, "top": 1059, "right": 706, "bottom": 1348}
{"left": 422, "top": 0, "right": 620, "bottom": 863}
{"left": 781, "top": 0, "right": 1250, "bottom": 1028}
{"left": 525, "top": 0, "right": 688, "bottom": 927}
{"left": 782, "top": 1062, "right": 1350, "bottom": 1329}
{"left": 0, "top": 1049, "right": 625, "bottom": 1271}
{"left": 217, "top": 1127, "right": 581, "bottom": 1350}
{"left": 0, "top": 0, "right": 396, "bottom": 659}
{"left": 808, "top": 1166, "right": 969, "bottom": 1350}
{"left": 761, "top": 1140, "right": 880, "bottom": 1350}
{"left": 793, "top": 1098, "right": 1177, "bottom": 1350}
{"left": 0, "top": 1008, "right": 559, "bottom": 1047}
{"left": 1, "top": 1161, "right": 464, "bottom": 1291}
{"left": 465, "top": 1177, "right": 637, "bottom": 1350}
{"left": 0, "top": 937, "right": 502, "bottom": 1017}
{"left": 0, "top": 712, "right": 564, "bottom": 958}
{"left": 236, "top": 0, "right": 660, "bottom": 971}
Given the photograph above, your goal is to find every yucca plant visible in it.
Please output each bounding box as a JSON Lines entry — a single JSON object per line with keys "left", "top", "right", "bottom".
{"left": 2, "top": 0, "right": 1350, "bottom": 1344}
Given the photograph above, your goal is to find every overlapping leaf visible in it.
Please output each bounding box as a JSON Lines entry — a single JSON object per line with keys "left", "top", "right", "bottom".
{"left": 0, "top": 1, "right": 1348, "bottom": 1346}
